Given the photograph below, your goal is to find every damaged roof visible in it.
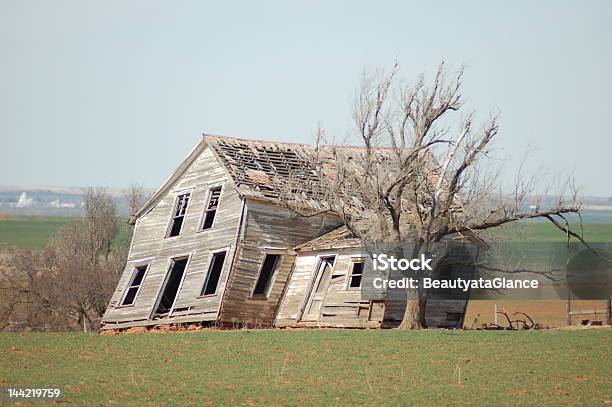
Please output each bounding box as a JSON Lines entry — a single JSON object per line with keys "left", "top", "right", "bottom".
{"left": 294, "top": 224, "right": 489, "bottom": 253}
{"left": 132, "top": 134, "right": 461, "bottom": 229}
{"left": 293, "top": 226, "right": 362, "bottom": 252}
{"left": 204, "top": 135, "right": 323, "bottom": 203}
{"left": 131, "top": 134, "right": 327, "bottom": 222}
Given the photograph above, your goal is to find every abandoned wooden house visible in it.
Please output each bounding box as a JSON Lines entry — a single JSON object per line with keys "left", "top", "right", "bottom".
{"left": 274, "top": 225, "right": 478, "bottom": 329}
{"left": 101, "top": 134, "right": 478, "bottom": 330}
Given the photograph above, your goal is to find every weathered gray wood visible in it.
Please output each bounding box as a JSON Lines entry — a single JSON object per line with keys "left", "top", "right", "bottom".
{"left": 218, "top": 199, "right": 341, "bottom": 326}
{"left": 102, "top": 147, "right": 243, "bottom": 327}
{"left": 276, "top": 248, "right": 385, "bottom": 328}
{"left": 277, "top": 244, "right": 473, "bottom": 329}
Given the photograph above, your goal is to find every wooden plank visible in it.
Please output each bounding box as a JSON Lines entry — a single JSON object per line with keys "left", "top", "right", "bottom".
{"left": 570, "top": 310, "right": 606, "bottom": 316}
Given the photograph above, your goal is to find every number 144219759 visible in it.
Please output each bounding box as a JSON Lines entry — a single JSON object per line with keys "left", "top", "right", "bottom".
{"left": 1, "top": 387, "right": 64, "bottom": 400}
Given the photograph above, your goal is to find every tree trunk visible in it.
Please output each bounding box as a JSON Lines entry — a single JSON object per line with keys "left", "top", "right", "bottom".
{"left": 397, "top": 241, "right": 427, "bottom": 329}
{"left": 81, "top": 311, "right": 92, "bottom": 333}
{"left": 398, "top": 287, "right": 425, "bottom": 329}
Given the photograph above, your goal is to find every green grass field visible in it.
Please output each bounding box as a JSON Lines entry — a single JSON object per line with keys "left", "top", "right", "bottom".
{"left": 509, "top": 222, "right": 612, "bottom": 243}
{"left": 0, "top": 216, "right": 74, "bottom": 251}
{"left": 0, "top": 216, "right": 132, "bottom": 251}
{"left": 0, "top": 329, "right": 610, "bottom": 406}
{"left": 0, "top": 219, "right": 610, "bottom": 405}
{"left": 0, "top": 216, "right": 610, "bottom": 253}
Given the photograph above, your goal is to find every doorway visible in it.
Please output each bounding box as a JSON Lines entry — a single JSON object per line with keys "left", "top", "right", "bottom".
{"left": 151, "top": 257, "right": 189, "bottom": 319}
{"left": 302, "top": 256, "right": 336, "bottom": 321}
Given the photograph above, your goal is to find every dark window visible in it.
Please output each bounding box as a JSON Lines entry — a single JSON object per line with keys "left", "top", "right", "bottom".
{"left": 252, "top": 254, "right": 281, "bottom": 297}
{"left": 153, "top": 258, "right": 188, "bottom": 317}
{"left": 201, "top": 251, "right": 227, "bottom": 296}
{"left": 348, "top": 261, "right": 364, "bottom": 288}
{"left": 202, "top": 187, "right": 222, "bottom": 230}
{"left": 167, "top": 193, "right": 191, "bottom": 237}
{"left": 121, "top": 265, "right": 148, "bottom": 306}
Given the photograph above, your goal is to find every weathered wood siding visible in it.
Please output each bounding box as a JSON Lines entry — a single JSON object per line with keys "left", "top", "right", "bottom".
{"left": 276, "top": 252, "right": 320, "bottom": 325}
{"left": 218, "top": 199, "right": 341, "bottom": 326}
{"left": 383, "top": 297, "right": 470, "bottom": 329}
{"left": 276, "top": 249, "right": 384, "bottom": 328}
{"left": 278, "top": 246, "right": 475, "bottom": 329}
{"left": 422, "top": 247, "right": 476, "bottom": 328}
{"left": 102, "top": 147, "right": 243, "bottom": 328}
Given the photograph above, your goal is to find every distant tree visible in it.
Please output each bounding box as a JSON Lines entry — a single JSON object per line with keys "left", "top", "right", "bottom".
{"left": 0, "top": 187, "right": 138, "bottom": 332}
{"left": 115, "top": 183, "right": 150, "bottom": 270}
{"left": 123, "top": 183, "right": 149, "bottom": 219}
{"left": 0, "top": 248, "right": 65, "bottom": 331}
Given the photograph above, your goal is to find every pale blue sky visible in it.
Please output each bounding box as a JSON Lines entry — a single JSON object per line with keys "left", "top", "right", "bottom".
{"left": 1, "top": 1, "right": 610, "bottom": 195}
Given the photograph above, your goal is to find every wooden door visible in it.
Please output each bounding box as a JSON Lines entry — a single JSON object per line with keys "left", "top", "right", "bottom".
{"left": 303, "top": 256, "right": 335, "bottom": 321}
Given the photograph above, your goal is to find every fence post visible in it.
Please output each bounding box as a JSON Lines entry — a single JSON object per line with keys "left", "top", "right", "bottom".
{"left": 565, "top": 291, "right": 572, "bottom": 326}
{"left": 494, "top": 303, "right": 498, "bottom": 326}
{"left": 606, "top": 298, "right": 611, "bottom": 326}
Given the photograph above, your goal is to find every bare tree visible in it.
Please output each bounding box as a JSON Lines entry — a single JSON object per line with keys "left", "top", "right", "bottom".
{"left": 286, "top": 62, "right": 582, "bottom": 329}
{"left": 0, "top": 187, "right": 131, "bottom": 332}
{"left": 0, "top": 248, "right": 66, "bottom": 331}
{"left": 117, "top": 183, "right": 150, "bottom": 266}
{"left": 54, "top": 188, "right": 129, "bottom": 330}
{"left": 124, "top": 183, "right": 149, "bottom": 219}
